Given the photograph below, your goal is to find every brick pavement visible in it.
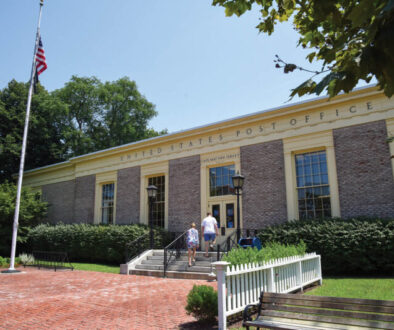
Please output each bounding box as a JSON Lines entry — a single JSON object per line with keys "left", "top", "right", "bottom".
{"left": 0, "top": 268, "right": 217, "bottom": 329}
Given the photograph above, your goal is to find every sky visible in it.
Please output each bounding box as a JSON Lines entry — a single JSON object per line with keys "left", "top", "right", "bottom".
{"left": 1, "top": 0, "right": 370, "bottom": 134}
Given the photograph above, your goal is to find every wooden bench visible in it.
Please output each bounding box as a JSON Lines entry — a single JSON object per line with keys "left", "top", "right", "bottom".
{"left": 243, "top": 292, "right": 394, "bottom": 330}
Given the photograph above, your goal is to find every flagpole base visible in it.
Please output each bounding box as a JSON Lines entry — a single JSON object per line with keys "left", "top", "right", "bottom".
{"left": 1, "top": 269, "right": 21, "bottom": 274}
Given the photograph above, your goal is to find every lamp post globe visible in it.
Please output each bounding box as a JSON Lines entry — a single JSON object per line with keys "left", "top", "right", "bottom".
{"left": 146, "top": 185, "right": 158, "bottom": 249}
{"left": 232, "top": 172, "right": 245, "bottom": 242}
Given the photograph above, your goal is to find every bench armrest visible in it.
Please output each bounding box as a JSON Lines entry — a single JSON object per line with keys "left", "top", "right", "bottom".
{"left": 243, "top": 304, "right": 259, "bottom": 322}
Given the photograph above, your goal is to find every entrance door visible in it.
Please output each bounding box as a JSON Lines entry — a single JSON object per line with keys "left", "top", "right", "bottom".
{"left": 209, "top": 201, "right": 236, "bottom": 246}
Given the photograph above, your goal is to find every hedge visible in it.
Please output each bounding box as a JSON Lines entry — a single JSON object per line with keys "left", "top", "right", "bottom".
{"left": 222, "top": 241, "right": 307, "bottom": 266}
{"left": 27, "top": 223, "right": 171, "bottom": 264}
{"left": 257, "top": 217, "right": 394, "bottom": 275}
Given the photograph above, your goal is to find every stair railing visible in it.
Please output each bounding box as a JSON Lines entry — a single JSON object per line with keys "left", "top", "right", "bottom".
{"left": 163, "top": 230, "right": 188, "bottom": 278}
{"left": 124, "top": 232, "right": 149, "bottom": 263}
{"left": 216, "top": 230, "right": 238, "bottom": 261}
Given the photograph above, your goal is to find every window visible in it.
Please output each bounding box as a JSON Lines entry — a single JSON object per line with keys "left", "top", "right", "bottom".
{"left": 295, "top": 151, "right": 331, "bottom": 219}
{"left": 209, "top": 165, "right": 235, "bottom": 196}
{"left": 148, "top": 175, "right": 165, "bottom": 228}
{"left": 101, "top": 183, "right": 114, "bottom": 224}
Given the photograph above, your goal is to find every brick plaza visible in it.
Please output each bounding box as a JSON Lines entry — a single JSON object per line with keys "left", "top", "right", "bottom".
{"left": 0, "top": 268, "right": 217, "bottom": 329}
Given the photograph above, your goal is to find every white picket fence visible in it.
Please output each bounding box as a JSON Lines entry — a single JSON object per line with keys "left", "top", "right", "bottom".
{"left": 213, "top": 253, "right": 322, "bottom": 330}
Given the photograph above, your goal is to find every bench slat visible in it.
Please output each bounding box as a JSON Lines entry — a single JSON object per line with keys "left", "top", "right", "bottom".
{"left": 262, "top": 303, "right": 394, "bottom": 323}
{"left": 262, "top": 297, "right": 394, "bottom": 314}
{"left": 260, "top": 310, "right": 394, "bottom": 330}
{"left": 263, "top": 292, "right": 394, "bottom": 307}
{"left": 244, "top": 318, "right": 338, "bottom": 330}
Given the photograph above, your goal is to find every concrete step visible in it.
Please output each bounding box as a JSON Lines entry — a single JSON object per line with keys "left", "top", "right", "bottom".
{"left": 130, "top": 268, "right": 216, "bottom": 280}
{"left": 135, "top": 263, "right": 212, "bottom": 273}
{"left": 142, "top": 259, "right": 212, "bottom": 267}
{"left": 152, "top": 250, "right": 219, "bottom": 258}
{"left": 147, "top": 255, "right": 217, "bottom": 262}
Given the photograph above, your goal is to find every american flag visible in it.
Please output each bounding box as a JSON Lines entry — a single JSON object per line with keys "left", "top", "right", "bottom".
{"left": 35, "top": 36, "right": 47, "bottom": 75}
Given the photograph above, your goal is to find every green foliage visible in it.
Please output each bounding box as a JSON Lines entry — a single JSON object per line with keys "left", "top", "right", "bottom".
{"left": 0, "top": 80, "right": 68, "bottom": 182}
{"left": 222, "top": 241, "right": 306, "bottom": 266}
{"left": 27, "top": 223, "right": 171, "bottom": 264}
{"left": 0, "top": 256, "right": 21, "bottom": 267}
{"left": 0, "top": 76, "right": 167, "bottom": 184}
{"left": 257, "top": 217, "right": 394, "bottom": 275}
{"left": 212, "top": 0, "right": 394, "bottom": 98}
{"left": 0, "top": 182, "right": 47, "bottom": 256}
{"left": 185, "top": 285, "right": 218, "bottom": 322}
{"left": 54, "top": 75, "right": 167, "bottom": 158}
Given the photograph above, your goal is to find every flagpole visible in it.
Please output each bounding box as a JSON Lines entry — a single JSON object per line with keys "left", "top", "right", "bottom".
{"left": 2, "top": 0, "right": 44, "bottom": 273}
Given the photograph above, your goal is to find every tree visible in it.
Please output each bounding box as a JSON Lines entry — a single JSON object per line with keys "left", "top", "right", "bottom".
{"left": 54, "top": 76, "right": 166, "bottom": 157}
{"left": 0, "top": 80, "right": 68, "bottom": 183}
{"left": 98, "top": 77, "right": 165, "bottom": 148}
{"left": 212, "top": 0, "right": 394, "bottom": 98}
{"left": 0, "top": 182, "right": 47, "bottom": 256}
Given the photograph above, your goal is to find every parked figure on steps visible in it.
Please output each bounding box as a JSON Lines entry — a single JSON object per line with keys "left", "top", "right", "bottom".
{"left": 201, "top": 212, "right": 219, "bottom": 257}
{"left": 186, "top": 222, "right": 199, "bottom": 267}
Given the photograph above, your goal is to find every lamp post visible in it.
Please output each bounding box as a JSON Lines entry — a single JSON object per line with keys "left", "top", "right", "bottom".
{"left": 147, "top": 185, "right": 158, "bottom": 249}
{"left": 232, "top": 172, "right": 245, "bottom": 242}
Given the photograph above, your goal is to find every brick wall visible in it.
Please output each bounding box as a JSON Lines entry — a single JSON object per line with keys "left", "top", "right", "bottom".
{"left": 334, "top": 120, "right": 394, "bottom": 218}
{"left": 41, "top": 180, "right": 75, "bottom": 224}
{"left": 241, "top": 140, "right": 288, "bottom": 229}
{"left": 168, "top": 155, "right": 201, "bottom": 232}
{"left": 73, "top": 175, "right": 96, "bottom": 223}
{"left": 116, "top": 166, "right": 140, "bottom": 224}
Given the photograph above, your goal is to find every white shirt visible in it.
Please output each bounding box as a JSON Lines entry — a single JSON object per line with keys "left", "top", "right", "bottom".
{"left": 202, "top": 215, "right": 217, "bottom": 234}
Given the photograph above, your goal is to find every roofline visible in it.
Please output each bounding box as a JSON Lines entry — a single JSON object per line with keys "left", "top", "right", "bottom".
{"left": 25, "top": 84, "right": 380, "bottom": 174}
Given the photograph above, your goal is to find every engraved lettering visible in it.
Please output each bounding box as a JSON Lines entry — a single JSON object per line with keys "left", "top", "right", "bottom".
{"left": 219, "top": 134, "right": 223, "bottom": 141}
{"left": 199, "top": 138, "right": 203, "bottom": 144}
{"left": 236, "top": 130, "right": 241, "bottom": 136}
{"left": 120, "top": 156, "right": 124, "bottom": 161}
{"left": 305, "top": 115, "right": 310, "bottom": 123}
{"left": 150, "top": 149, "right": 153, "bottom": 155}
{"left": 290, "top": 118, "right": 297, "bottom": 126}
{"left": 366, "top": 102, "right": 373, "bottom": 110}
{"left": 208, "top": 136, "right": 212, "bottom": 143}
{"left": 336, "top": 109, "right": 339, "bottom": 117}
{"left": 179, "top": 142, "right": 183, "bottom": 148}
{"left": 189, "top": 141, "right": 193, "bottom": 147}
{"left": 320, "top": 112, "right": 324, "bottom": 120}
{"left": 171, "top": 145, "right": 174, "bottom": 151}
{"left": 157, "top": 147, "right": 162, "bottom": 154}
{"left": 246, "top": 128, "right": 252, "bottom": 135}
{"left": 127, "top": 154, "right": 131, "bottom": 160}
{"left": 259, "top": 125, "right": 264, "bottom": 133}
{"left": 142, "top": 151, "right": 145, "bottom": 157}
{"left": 272, "top": 122, "right": 276, "bottom": 129}
{"left": 349, "top": 106, "right": 356, "bottom": 113}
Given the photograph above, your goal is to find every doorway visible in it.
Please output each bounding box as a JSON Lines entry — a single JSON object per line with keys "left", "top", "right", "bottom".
{"left": 209, "top": 200, "right": 237, "bottom": 246}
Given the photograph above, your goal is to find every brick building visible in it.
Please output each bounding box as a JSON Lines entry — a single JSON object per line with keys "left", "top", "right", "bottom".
{"left": 24, "top": 86, "right": 394, "bottom": 246}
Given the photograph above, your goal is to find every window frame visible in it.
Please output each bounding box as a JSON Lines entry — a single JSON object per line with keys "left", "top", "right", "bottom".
{"left": 283, "top": 131, "right": 341, "bottom": 220}
{"left": 94, "top": 171, "right": 117, "bottom": 224}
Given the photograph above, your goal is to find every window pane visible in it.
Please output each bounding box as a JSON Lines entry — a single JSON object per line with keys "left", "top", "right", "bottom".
{"left": 101, "top": 183, "right": 114, "bottom": 225}
{"left": 209, "top": 164, "right": 236, "bottom": 196}
{"left": 295, "top": 150, "right": 331, "bottom": 219}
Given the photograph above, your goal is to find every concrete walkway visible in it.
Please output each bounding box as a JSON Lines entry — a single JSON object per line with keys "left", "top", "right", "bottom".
{"left": 0, "top": 267, "right": 217, "bottom": 329}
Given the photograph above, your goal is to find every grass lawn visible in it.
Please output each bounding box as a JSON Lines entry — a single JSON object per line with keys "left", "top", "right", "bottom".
{"left": 306, "top": 277, "right": 394, "bottom": 301}
{"left": 71, "top": 262, "right": 120, "bottom": 274}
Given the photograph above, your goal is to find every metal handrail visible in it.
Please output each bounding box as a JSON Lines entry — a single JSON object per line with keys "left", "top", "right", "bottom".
{"left": 125, "top": 232, "right": 149, "bottom": 263}
{"left": 216, "top": 230, "right": 238, "bottom": 261}
{"left": 163, "top": 230, "right": 189, "bottom": 277}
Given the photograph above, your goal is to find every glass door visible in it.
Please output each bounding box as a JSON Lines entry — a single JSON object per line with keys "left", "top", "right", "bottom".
{"left": 209, "top": 201, "right": 236, "bottom": 246}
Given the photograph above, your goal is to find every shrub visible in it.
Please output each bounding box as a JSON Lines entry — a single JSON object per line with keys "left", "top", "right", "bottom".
{"left": 222, "top": 241, "right": 307, "bottom": 266}
{"left": 27, "top": 223, "right": 171, "bottom": 264}
{"left": 257, "top": 217, "right": 394, "bottom": 275}
{"left": 185, "top": 285, "right": 218, "bottom": 322}
{"left": 0, "top": 182, "right": 47, "bottom": 256}
{"left": 19, "top": 253, "right": 35, "bottom": 266}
